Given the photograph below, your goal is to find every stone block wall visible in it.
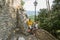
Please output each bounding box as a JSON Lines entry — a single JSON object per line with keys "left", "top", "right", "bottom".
{"left": 0, "top": 0, "right": 28, "bottom": 39}
{"left": 0, "top": 0, "right": 17, "bottom": 39}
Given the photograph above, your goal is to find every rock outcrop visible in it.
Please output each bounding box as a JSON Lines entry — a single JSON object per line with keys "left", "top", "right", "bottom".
{"left": 34, "top": 29, "right": 58, "bottom": 40}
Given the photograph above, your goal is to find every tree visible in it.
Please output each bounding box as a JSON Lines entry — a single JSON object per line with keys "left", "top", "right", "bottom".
{"left": 52, "top": 0, "right": 60, "bottom": 12}
{"left": 38, "top": 0, "right": 60, "bottom": 39}
{"left": 52, "top": 0, "right": 60, "bottom": 39}
{"left": 38, "top": 9, "right": 50, "bottom": 31}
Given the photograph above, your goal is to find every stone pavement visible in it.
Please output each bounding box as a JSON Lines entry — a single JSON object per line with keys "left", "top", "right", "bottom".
{"left": 8, "top": 33, "right": 38, "bottom": 40}
{"left": 7, "top": 29, "right": 58, "bottom": 40}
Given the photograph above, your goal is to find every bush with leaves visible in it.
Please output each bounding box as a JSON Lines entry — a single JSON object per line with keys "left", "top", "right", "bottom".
{"left": 38, "top": 8, "right": 60, "bottom": 39}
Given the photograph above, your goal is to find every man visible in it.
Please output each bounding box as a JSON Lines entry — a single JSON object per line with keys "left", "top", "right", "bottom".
{"left": 27, "top": 19, "right": 33, "bottom": 32}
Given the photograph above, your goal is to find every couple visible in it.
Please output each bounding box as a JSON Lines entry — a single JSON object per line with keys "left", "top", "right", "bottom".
{"left": 27, "top": 19, "right": 38, "bottom": 33}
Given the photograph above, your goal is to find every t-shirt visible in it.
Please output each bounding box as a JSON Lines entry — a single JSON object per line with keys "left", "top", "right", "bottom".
{"left": 27, "top": 20, "right": 33, "bottom": 27}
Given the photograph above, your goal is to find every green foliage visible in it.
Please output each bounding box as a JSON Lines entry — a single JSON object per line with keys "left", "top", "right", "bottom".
{"left": 21, "top": 0, "right": 25, "bottom": 6}
{"left": 20, "top": 0, "right": 25, "bottom": 11}
{"left": 38, "top": 9, "right": 60, "bottom": 39}
{"left": 29, "top": 15, "right": 34, "bottom": 22}
{"left": 38, "top": 0, "right": 60, "bottom": 38}
{"left": 52, "top": 0, "right": 60, "bottom": 11}
{"left": 38, "top": 9, "right": 50, "bottom": 31}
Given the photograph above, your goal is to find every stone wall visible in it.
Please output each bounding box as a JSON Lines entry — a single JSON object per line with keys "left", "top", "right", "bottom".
{"left": 0, "top": 0, "right": 17, "bottom": 39}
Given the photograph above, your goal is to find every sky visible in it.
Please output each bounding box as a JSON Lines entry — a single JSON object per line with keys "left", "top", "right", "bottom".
{"left": 23, "top": 0, "right": 54, "bottom": 11}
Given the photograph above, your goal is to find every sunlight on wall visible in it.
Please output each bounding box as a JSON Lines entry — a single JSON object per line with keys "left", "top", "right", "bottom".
{"left": 13, "top": 0, "right": 21, "bottom": 9}
{"left": 5, "top": 0, "right": 8, "bottom": 4}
